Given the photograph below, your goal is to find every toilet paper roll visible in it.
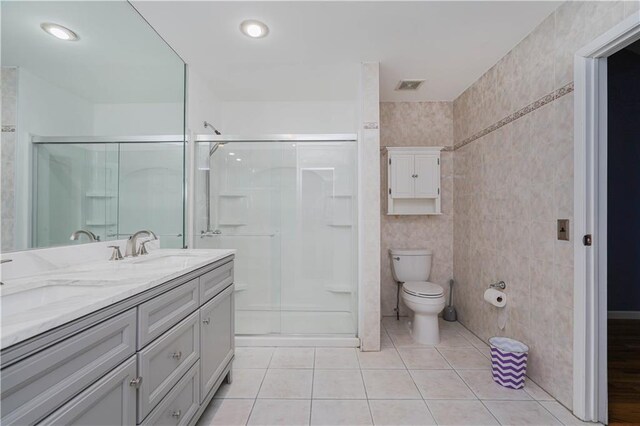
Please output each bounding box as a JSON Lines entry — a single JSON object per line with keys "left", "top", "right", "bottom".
{"left": 484, "top": 288, "right": 507, "bottom": 308}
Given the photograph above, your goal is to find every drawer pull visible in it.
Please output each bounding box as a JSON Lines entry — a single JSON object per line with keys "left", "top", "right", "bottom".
{"left": 171, "top": 410, "right": 181, "bottom": 418}
{"left": 171, "top": 351, "right": 182, "bottom": 360}
{"left": 130, "top": 376, "right": 143, "bottom": 388}
{"left": 202, "top": 317, "right": 211, "bottom": 325}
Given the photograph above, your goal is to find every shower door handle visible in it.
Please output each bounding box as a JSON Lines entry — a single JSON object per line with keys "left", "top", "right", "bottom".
{"left": 393, "top": 257, "right": 400, "bottom": 261}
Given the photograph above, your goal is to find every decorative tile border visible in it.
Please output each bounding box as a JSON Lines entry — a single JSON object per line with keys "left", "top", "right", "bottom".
{"left": 454, "top": 82, "right": 574, "bottom": 151}
{"left": 1, "top": 125, "right": 16, "bottom": 133}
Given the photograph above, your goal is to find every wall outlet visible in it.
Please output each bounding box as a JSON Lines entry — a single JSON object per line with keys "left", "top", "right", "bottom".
{"left": 557, "top": 219, "right": 570, "bottom": 241}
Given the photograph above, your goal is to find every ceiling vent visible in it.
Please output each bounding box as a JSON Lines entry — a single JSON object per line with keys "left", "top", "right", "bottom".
{"left": 395, "top": 79, "right": 425, "bottom": 91}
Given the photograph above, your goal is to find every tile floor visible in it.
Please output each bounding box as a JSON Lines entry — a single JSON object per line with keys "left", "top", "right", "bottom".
{"left": 197, "top": 318, "right": 591, "bottom": 425}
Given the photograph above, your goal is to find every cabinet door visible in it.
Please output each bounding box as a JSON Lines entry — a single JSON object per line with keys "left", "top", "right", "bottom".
{"left": 390, "top": 155, "right": 414, "bottom": 198}
{"left": 414, "top": 155, "right": 439, "bottom": 198}
{"left": 200, "top": 285, "right": 234, "bottom": 401}
{"left": 39, "top": 356, "right": 137, "bottom": 426}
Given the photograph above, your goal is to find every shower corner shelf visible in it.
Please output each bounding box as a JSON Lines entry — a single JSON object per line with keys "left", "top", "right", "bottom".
{"left": 85, "top": 192, "right": 116, "bottom": 198}
{"left": 85, "top": 221, "right": 116, "bottom": 226}
{"left": 328, "top": 223, "right": 352, "bottom": 227}
{"left": 327, "top": 194, "right": 353, "bottom": 198}
{"left": 218, "top": 193, "right": 247, "bottom": 198}
{"left": 325, "top": 284, "right": 353, "bottom": 294}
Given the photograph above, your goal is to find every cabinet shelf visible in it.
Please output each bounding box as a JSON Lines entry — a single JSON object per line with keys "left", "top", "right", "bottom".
{"left": 386, "top": 147, "right": 443, "bottom": 215}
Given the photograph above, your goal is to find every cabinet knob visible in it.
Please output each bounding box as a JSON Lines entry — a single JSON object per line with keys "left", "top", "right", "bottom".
{"left": 203, "top": 317, "right": 211, "bottom": 325}
{"left": 171, "top": 410, "right": 181, "bottom": 418}
{"left": 129, "top": 376, "right": 143, "bottom": 388}
{"left": 171, "top": 351, "right": 182, "bottom": 360}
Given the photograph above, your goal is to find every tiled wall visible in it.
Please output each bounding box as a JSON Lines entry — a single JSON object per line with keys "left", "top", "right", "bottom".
{"left": 452, "top": 0, "right": 640, "bottom": 408}
{"left": 360, "top": 62, "right": 382, "bottom": 351}
{"left": 1, "top": 67, "right": 18, "bottom": 252}
{"left": 380, "top": 102, "right": 454, "bottom": 317}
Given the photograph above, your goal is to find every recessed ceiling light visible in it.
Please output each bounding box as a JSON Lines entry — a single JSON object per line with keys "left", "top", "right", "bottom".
{"left": 41, "top": 23, "right": 79, "bottom": 41}
{"left": 229, "top": 152, "right": 235, "bottom": 156}
{"left": 236, "top": 158, "right": 242, "bottom": 162}
{"left": 240, "top": 20, "right": 269, "bottom": 39}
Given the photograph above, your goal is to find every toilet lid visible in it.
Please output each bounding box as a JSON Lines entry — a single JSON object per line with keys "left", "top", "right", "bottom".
{"left": 403, "top": 281, "right": 444, "bottom": 298}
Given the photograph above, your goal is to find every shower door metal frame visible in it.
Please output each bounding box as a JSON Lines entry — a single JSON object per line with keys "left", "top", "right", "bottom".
{"left": 190, "top": 134, "right": 359, "bottom": 343}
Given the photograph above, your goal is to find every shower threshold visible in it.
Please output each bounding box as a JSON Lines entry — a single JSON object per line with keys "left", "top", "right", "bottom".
{"left": 235, "top": 334, "right": 360, "bottom": 348}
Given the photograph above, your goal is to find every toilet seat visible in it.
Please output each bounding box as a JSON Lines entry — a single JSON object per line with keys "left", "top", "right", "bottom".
{"left": 402, "top": 281, "right": 444, "bottom": 298}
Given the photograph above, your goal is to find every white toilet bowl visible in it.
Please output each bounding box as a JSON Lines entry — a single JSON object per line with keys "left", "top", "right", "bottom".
{"left": 401, "top": 282, "right": 446, "bottom": 345}
{"left": 390, "top": 248, "right": 447, "bottom": 345}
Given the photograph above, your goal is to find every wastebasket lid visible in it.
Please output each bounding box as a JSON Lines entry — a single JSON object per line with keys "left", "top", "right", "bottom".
{"left": 489, "top": 337, "right": 529, "bottom": 353}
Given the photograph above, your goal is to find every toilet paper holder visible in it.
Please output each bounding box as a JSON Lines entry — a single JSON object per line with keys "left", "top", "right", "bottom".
{"left": 489, "top": 280, "right": 506, "bottom": 290}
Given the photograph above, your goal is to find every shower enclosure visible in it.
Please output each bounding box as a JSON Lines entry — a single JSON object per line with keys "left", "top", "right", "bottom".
{"left": 32, "top": 136, "right": 186, "bottom": 248}
{"left": 194, "top": 134, "right": 358, "bottom": 341}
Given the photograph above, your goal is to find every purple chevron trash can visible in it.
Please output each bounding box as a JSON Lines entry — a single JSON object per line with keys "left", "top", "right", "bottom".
{"left": 489, "top": 337, "right": 529, "bottom": 389}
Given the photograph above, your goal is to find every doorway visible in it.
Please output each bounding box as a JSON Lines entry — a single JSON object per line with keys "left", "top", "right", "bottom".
{"left": 606, "top": 40, "right": 640, "bottom": 425}
{"left": 573, "top": 13, "right": 640, "bottom": 425}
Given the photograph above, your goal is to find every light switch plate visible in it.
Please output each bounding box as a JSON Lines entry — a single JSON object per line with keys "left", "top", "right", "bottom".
{"left": 557, "top": 219, "right": 570, "bottom": 241}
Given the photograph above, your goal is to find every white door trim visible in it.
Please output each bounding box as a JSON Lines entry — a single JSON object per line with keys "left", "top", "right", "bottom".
{"left": 573, "top": 11, "right": 640, "bottom": 423}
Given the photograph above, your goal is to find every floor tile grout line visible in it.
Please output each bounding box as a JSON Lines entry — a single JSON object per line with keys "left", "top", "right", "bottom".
{"left": 309, "top": 348, "right": 316, "bottom": 425}
{"left": 535, "top": 400, "right": 570, "bottom": 425}
{"left": 245, "top": 366, "right": 269, "bottom": 426}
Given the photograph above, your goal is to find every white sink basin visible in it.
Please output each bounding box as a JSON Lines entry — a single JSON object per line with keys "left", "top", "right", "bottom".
{"left": 1, "top": 285, "right": 94, "bottom": 317}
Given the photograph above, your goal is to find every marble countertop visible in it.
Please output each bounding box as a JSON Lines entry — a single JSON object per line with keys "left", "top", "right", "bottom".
{"left": 0, "top": 249, "right": 235, "bottom": 349}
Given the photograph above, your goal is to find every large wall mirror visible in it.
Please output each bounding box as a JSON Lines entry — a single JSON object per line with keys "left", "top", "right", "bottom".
{"left": 1, "top": 0, "right": 186, "bottom": 253}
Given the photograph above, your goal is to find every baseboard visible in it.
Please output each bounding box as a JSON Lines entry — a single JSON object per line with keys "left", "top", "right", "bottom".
{"left": 608, "top": 310, "right": 640, "bottom": 319}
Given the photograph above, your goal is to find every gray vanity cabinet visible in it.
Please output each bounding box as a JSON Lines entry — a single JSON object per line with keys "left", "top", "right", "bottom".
{"left": 199, "top": 285, "right": 234, "bottom": 400}
{"left": 140, "top": 362, "right": 200, "bottom": 426}
{"left": 39, "top": 356, "right": 138, "bottom": 426}
{"left": 0, "top": 256, "right": 235, "bottom": 426}
{"left": 137, "top": 279, "right": 199, "bottom": 348}
{"left": 137, "top": 311, "right": 200, "bottom": 422}
{"left": 0, "top": 309, "right": 136, "bottom": 426}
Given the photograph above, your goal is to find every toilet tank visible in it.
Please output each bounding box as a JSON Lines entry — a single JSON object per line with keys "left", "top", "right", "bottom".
{"left": 389, "top": 249, "right": 432, "bottom": 282}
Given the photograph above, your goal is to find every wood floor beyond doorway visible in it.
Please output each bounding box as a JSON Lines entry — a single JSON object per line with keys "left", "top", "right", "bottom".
{"left": 608, "top": 318, "right": 640, "bottom": 425}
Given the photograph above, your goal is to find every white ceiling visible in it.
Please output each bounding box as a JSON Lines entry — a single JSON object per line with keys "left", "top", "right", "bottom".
{"left": 132, "top": 1, "right": 560, "bottom": 102}
{"left": 1, "top": 1, "right": 185, "bottom": 104}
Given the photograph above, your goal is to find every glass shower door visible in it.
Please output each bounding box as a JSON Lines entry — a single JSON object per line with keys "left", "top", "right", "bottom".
{"left": 117, "top": 142, "right": 185, "bottom": 248}
{"left": 196, "top": 141, "right": 283, "bottom": 335}
{"left": 33, "top": 140, "right": 185, "bottom": 249}
{"left": 34, "top": 143, "right": 118, "bottom": 247}
{"left": 194, "top": 137, "right": 358, "bottom": 337}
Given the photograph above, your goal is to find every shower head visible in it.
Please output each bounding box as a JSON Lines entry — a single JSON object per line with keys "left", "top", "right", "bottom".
{"left": 203, "top": 121, "right": 222, "bottom": 135}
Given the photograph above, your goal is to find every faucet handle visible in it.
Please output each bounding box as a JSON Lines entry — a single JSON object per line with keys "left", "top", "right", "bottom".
{"left": 138, "top": 240, "right": 154, "bottom": 256}
{"left": 108, "top": 245, "right": 124, "bottom": 261}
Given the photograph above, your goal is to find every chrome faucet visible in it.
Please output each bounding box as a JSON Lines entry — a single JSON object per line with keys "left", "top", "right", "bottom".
{"left": 125, "top": 230, "right": 158, "bottom": 257}
{"left": 70, "top": 229, "right": 100, "bottom": 242}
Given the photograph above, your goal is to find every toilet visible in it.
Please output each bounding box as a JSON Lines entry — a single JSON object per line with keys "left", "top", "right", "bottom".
{"left": 389, "top": 249, "right": 446, "bottom": 345}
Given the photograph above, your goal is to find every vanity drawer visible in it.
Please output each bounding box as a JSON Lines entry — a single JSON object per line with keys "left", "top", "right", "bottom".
{"left": 141, "top": 361, "right": 200, "bottom": 426}
{"left": 137, "top": 311, "right": 200, "bottom": 423}
{"left": 138, "top": 278, "right": 199, "bottom": 348}
{"left": 39, "top": 355, "right": 137, "bottom": 426}
{"left": 0, "top": 309, "right": 136, "bottom": 426}
{"left": 199, "top": 260, "right": 233, "bottom": 305}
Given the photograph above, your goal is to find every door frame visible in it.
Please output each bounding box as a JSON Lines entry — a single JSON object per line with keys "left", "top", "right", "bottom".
{"left": 573, "top": 11, "right": 640, "bottom": 423}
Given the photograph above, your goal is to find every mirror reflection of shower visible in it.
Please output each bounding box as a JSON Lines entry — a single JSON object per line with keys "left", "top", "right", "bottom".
{"left": 194, "top": 134, "right": 358, "bottom": 338}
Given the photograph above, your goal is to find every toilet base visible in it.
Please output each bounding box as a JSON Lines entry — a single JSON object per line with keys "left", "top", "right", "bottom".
{"left": 410, "top": 313, "right": 440, "bottom": 345}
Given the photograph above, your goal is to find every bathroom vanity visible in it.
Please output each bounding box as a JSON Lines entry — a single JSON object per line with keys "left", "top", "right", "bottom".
{"left": 0, "top": 249, "right": 235, "bottom": 426}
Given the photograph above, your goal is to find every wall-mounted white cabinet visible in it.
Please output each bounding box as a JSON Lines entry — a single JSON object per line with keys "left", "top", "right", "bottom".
{"left": 385, "top": 147, "right": 443, "bottom": 215}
